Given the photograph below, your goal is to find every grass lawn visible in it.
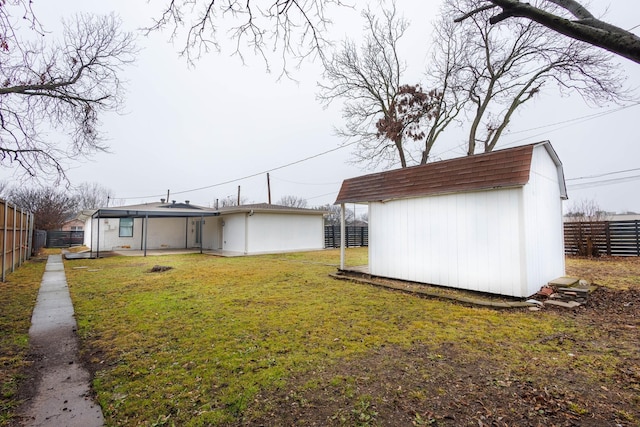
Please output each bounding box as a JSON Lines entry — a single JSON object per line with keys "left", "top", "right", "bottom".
{"left": 0, "top": 254, "right": 47, "bottom": 425}
{"left": 2, "top": 249, "right": 638, "bottom": 426}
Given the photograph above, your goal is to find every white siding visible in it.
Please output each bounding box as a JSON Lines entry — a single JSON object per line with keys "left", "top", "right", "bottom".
{"left": 246, "top": 213, "right": 324, "bottom": 254}
{"left": 88, "top": 218, "right": 143, "bottom": 251}
{"left": 521, "top": 145, "right": 566, "bottom": 296}
{"left": 185, "top": 217, "right": 221, "bottom": 250}
{"left": 369, "top": 188, "right": 525, "bottom": 297}
{"left": 222, "top": 213, "right": 247, "bottom": 253}
{"left": 367, "top": 145, "right": 566, "bottom": 297}
{"left": 145, "top": 218, "right": 189, "bottom": 248}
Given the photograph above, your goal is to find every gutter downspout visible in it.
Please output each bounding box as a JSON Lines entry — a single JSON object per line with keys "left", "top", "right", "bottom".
{"left": 340, "top": 203, "right": 346, "bottom": 270}
{"left": 244, "top": 213, "right": 249, "bottom": 255}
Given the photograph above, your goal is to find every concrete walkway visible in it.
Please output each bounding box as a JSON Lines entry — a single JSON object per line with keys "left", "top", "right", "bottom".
{"left": 22, "top": 254, "right": 104, "bottom": 426}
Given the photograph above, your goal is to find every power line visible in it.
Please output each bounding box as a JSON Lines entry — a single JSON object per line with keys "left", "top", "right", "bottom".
{"left": 432, "top": 102, "right": 640, "bottom": 159}
{"left": 567, "top": 173, "right": 640, "bottom": 190}
{"left": 120, "top": 141, "right": 358, "bottom": 200}
{"left": 121, "top": 101, "right": 638, "bottom": 202}
{"left": 567, "top": 167, "right": 640, "bottom": 181}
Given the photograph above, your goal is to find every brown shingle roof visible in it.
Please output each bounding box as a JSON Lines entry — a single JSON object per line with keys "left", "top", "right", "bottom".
{"left": 335, "top": 143, "right": 547, "bottom": 204}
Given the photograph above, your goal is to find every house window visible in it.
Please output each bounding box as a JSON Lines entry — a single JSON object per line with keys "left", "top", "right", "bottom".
{"left": 70, "top": 226, "right": 83, "bottom": 231}
{"left": 119, "top": 218, "right": 134, "bottom": 237}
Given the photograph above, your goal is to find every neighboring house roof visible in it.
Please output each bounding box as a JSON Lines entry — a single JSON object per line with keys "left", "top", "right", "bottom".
{"left": 335, "top": 141, "right": 567, "bottom": 204}
{"left": 217, "top": 203, "right": 327, "bottom": 216}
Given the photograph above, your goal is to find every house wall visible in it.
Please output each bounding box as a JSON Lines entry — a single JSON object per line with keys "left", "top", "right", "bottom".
{"left": 85, "top": 217, "right": 213, "bottom": 251}
{"left": 520, "top": 145, "right": 566, "bottom": 296}
{"left": 83, "top": 218, "right": 92, "bottom": 247}
{"left": 369, "top": 187, "right": 527, "bottom": 297}
{"left": 222, "top": 213, "right": 247, "bottom": 253}
{"left": 246, "top": 212, "right": 324, "bottom": 254}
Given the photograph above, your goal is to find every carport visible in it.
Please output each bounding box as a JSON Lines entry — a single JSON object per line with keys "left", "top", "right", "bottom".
{"left": 80, "top": 202, "right": 220, "bottom": 257}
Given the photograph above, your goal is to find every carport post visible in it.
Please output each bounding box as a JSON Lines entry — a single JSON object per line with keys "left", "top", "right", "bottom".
{"left": 96, "top": 213, "right": 100, "bottom": 259}
{"left": 200, "top": 214, "right": 204, "bottom": 254}
{"left": 340, "top": 203, "right": 346, "bottom": 270}
{"left": 143, "top": 214, "right": 149, "bottom": 257}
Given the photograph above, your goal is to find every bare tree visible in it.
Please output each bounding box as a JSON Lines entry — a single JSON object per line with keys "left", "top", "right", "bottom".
{"left": 444, "top": 0, "right": 627, "bottom": 155}
{"left": 147, "top": 1, "right": 640, "bottom": 68}
{"left": 215, "top": 195, "right": 248, "bottom": 208}
{"left": 318, "top": 4, "right": 439, "bottom": 169}
{"left": 146, "top": 0, "right": 346, "bottom": 73}
{"left": 318, "top": 203, "right": 353, "bottom": 226}
{"left": 421, "top": 12, "right": 470, "bottom": 163}
{"left": 564, "top": 198, "right": 610, "bottom": 257}
{"left": 72, "top": 182, "right": 113, "bottom": 210}
{"left": 0, "top": 6, "right": 136, "bottom": 182}
{"left": 454, "top": 0, "right": 640, "bottom": 65}
{"left": 8, "top": 186, "right": 76, "bottom": 230}
{"left": 0, "top": 181, "right": 8, "bottom": 198}
{"left": 277, "top": 195, "right": 308, "bottom": 208}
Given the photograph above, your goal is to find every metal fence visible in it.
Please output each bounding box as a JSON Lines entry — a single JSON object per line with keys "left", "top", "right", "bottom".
{"left": 46, "top": 230, "right": 84, "bottom": 248}
{"left": 0, "top": 199, "right": 34, "bottom": 281}
{"left": 325, "top": 221, "right": 640, "bottom": 257}
{"left": 564, "top": 220, "right": 640, "bottom": 257}
{"left": 325, "top": 225, "right": 368, "bottom": 248}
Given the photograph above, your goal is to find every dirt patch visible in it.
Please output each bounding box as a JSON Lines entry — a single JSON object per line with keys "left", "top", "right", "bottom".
{"left": 238, "top": 258, "right": 640, "bottom": 427}
{"left": 242, "top": 342, "right": 637, "bottom": 426}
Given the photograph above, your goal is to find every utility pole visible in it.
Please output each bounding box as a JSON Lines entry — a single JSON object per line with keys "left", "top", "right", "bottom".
{"left": 237, "top": 185, "right": 241, "bottom": 206}
{"left": 267, "top": 173, "right": 272, "bottom": 204}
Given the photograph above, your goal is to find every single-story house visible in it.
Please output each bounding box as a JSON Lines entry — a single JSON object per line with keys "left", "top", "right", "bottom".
{"left": 60, "top": 218, "right": 84, "bottom": 231}
{"left": 335, "top": 141, "right": 568, "bottom": 298}
{"left": 78, "top": 201, "right": 326, "bottom": 256}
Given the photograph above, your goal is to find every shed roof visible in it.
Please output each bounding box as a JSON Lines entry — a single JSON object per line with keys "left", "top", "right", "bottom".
{"left": 335, "top": 141, "right": 566, "bottom": 204}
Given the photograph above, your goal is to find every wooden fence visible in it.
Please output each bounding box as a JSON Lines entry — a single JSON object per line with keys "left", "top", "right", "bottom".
{"left": 564, "top": 220, "right": 640, "bottom": 257}
{"left": 0, "top": 199, "right": 34, "bottom": 281}
{"left": 325, "top": 225, "right": 368, "bottom": 248}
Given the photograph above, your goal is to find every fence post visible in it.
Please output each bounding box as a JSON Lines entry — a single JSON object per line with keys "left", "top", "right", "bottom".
{"left": 11, "top": 204, "right": 16, "bottom": 273}
{"left": 331, "top": 225, "right": 335, "bottom": 248}
{"left": 636, "top": 220, "right": 639, "bottom": 257}
{"left": 29, "top": 212, "right": 34, "bottom": 258}
{"left": 605, "top": 221, "right": 611, "bottom": 256}
{"left": 2, "top": 200, "right": 7, "bottom": 282}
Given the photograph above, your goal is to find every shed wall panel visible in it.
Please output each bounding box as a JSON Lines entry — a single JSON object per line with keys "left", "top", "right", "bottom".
{"left": 369, "top": 188, "right": 525, "bottom": 296}
{"left": 521, "top": 146, "right": 566, "bottom": 295}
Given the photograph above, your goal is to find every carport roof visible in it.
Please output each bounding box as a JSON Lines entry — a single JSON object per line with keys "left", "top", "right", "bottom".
{"left": 79, "top": 202, "right": 220, "bottom": 220}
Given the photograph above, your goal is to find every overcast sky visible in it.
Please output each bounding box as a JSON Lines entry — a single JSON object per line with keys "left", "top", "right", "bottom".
{"left": 4, "top": 1, "right": 640, "bottom": 214}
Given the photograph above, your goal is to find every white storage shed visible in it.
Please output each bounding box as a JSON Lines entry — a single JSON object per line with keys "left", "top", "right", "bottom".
{"left": 335, "top": 141, "right": 568, "bottom": 298}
